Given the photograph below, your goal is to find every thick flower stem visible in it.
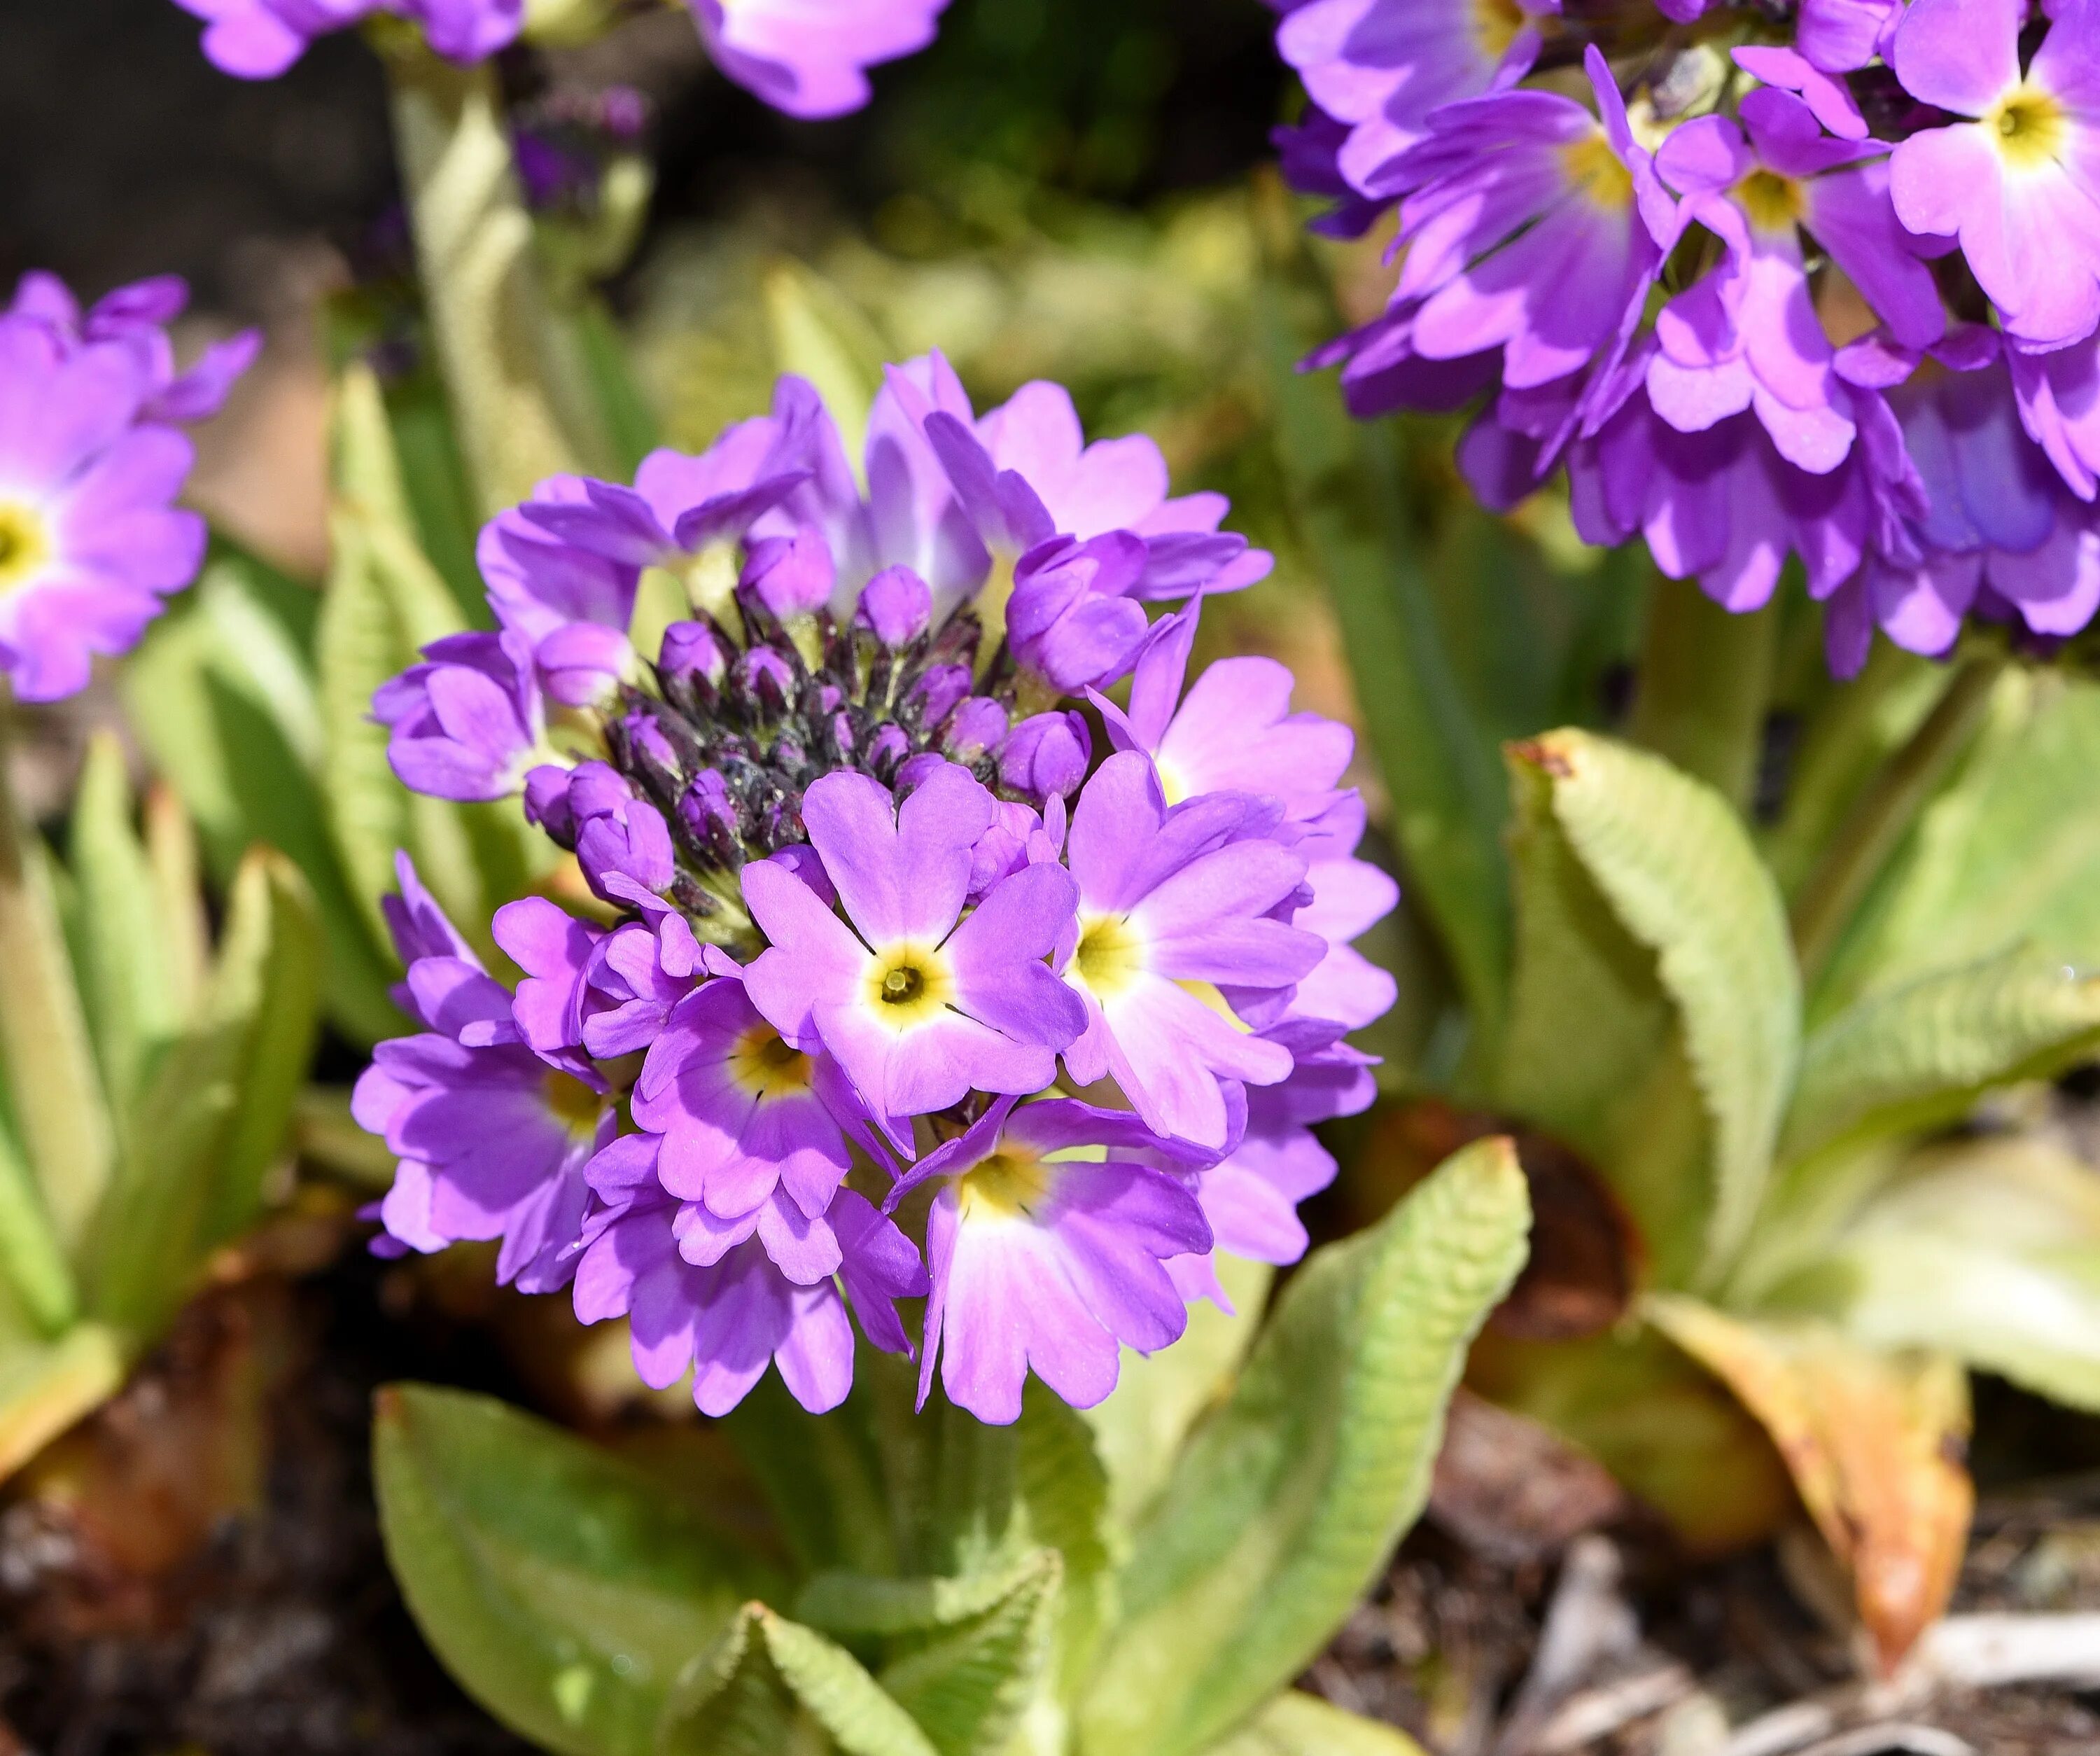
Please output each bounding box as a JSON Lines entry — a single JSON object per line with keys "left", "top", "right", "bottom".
{"left": 381, "top": 44, "right": 611, "bottom": 518}
{"left": 0, "top": 699, "right": 111, "bottom": 1283}
{"left": 1790, "top": 653, "right": 2005, "bottom": 986}
{"left": 1626, "top": 573, "right": 1779, "bottom": 814}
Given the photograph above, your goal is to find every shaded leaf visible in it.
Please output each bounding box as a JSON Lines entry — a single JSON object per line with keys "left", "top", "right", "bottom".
{"left": 1502, "top": 732, "right": 1799, "bottom": 1283}
{"left": 1083, "top": 1253, "right": 1273, "bottom": 1533}
{"left": 0, "top": 1120, "right": 73, "bottom": 1337}
{"left": 1079, "top": 1138, "right": 1530, "bottom": 1756}
{"left": 375, "top": 1384, "right": 777, "bottom": 1756}
{"left": 1646, "top": 1295, "right": 1970, "bottom": 1673}
{"left": 83, "top": 850, "right": 322, "bottom": 1339}
{"left": 1778, "top": 1135, "right": 2100, "bottom": 1414}
{"left": 1782, "top": 948, "right": 2100, "bottom": 1164}
{"left": 1201, "top": 1689, "right": 1429, "bottom": 1756}
{"left": 659, "top": 1603, "right": 937, "bottom": 1756}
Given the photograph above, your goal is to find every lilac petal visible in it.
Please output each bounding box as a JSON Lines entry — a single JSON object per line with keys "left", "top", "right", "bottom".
{"left": 1889, "top": 0, "right": 2019, "bottom": 116}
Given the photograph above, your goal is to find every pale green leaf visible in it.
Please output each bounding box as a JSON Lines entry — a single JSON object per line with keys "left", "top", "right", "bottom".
{"left": 82, "top": 849, "right": 321, "bottom": 1339}
{"left": 1201, "top": 1691, "right": 1427, "bottom": 1756}
{"left": 375, "top": 1384, "right": 776, "bottom": 1756}
{"left": 764, "top": 261, "right": 885, "bottom": 480}
{"left": 0, "top": 1323, "right": 125, "bottom": 1483}
{"left": 1084, "top": 1254, "right": 1273, "bottom": 1534}
{"left": 0, "top": 1120, "right": 74, "bottom": 1337}
{"left": 876, "top": 1550, "right": 1060, "bottom": 1756}
{"left": 1502, "top": 732, "right": 1799, "bottom": 1281}
{"left": 659, "top": 1603, "right": 938, "bottom": 1756}
{"left": 1772, "top": 1135, "right": 2100, "bottom": 1413}
{"left": 1782, "top": 947, "right": 2100, "bottom": 1163}
{"left": 1078, "top": 1137, "right": 1531, "bottom": 1756}
{"left": 68, "top": 734, "right": 186, "bottom": 1118}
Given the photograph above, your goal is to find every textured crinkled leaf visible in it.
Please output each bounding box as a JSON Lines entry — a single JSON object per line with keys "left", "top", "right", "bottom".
{"left": 796, "top": 1552, "right": 1052, "bottom": 1639}
{"left": 83, "top": 849, "right": 322, "bottom": 1339}
{"left": 0, "top": 1323, "right": 124, "bottom": 1483}
{"left": 1084, "top": 1254, "right": 1273, "bottom": 1533}
{"left": 375, "top": 1385, "right": 776, "bottom": 1756}
{"left": 1782, "top": 1136, "right": 2100, "bottom": 1414}
{"left": 1200, "top": 1690, "right": 1429, "bottom": 1756}
{"left": 876, "top": 1549, "right": 1060, "bottom": 1756}
{"left": 68, "top": 735, "right": 187, "bottom": 1116}
{"left": 1079, "top": 1138, "right": 1530, "bottom": 1756}
{"left": 1784, "top": 949, "right": 2100, "bottom": 1164}
{"left": 1505, "top": 732, "right": 1799, "bottom": 1282}
{"left": 1646, "top": 1297, "right": 1970, "bottom": 1673}
{"left": 659, "top": 1603, "right": 937, "bottom": 1756}
{"left": 1820, "top": 671, "right": 2100, "bottom": 1014}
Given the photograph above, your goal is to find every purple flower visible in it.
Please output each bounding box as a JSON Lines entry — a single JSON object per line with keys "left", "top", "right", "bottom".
{"left": 1060, "top": 753, "right": 1324, "bottom": 1150}
{"left": 895, "top": 1096, "right": 1212, "bottom": 1425}
{"left": 0, "top": 314, "right": 207, "bottom": 703}
{"left": 10, "top": 271, "right": 259, "bottom": 426}
{"left": 1889, "top": 0, "right": 2100, "bottom": 347}
{"left": 629, "top": 973, "right": 874, "bottom": 1224}
{"left": 1854, "top": 350, "right": 2100, "bottom": 662}
{"left": 1004, "top": 532, "right": 1154, "bottom": 695}
{"left": 576, "top": 1136, "right": 925, "bottom": 1416}
{"left": 172, "top": 0, "right": 522, "bottom": 78}
{"left": 1648, "top": 90, "right": 1946, "bottom": 475}
{"left": 687, "top": 0, "right": 951, "bottom": 120}
{"left": 741, "top": 764, "right": 1088, "bottom": 1119}
{"left": 373, "top": 630, "right": 550, "bottom": 803}
{"left": 999, "top": 711, "right": 1091, "bottom": 803}
{"left": 1275, "top": 0, "right": 1550, "bottom": 199}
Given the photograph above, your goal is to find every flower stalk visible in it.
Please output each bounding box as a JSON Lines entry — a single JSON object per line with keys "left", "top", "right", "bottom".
{"left": 1628, "top": 573, "right": 1778, "bottom": 815}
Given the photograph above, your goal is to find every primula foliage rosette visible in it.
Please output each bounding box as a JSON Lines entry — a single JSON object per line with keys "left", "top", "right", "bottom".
{"left": 1275, "top": 0, "right": 2100, "bottom": 672}
{"left": 357, "top": 356, "right": 1398, "bottom": 1424}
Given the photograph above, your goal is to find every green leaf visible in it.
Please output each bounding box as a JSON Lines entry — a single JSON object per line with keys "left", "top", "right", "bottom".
{"left": 0, "top": 1323, "right": 125, "bottom": 1483}
{"left": 1084, "top": 1255, "right": 1273, "bottom": 1534}
{"left": 876, "top": 1549, "right": 1060, "bottom": 1756}
{"left": 68, "top": 734, "right": 187, "bottom": 1118}
{"left": 0, "top": 748, "right": 113, "bottom": 1257}
{"left": 83, "top": 849, "right": 322, "bottom": 1339}
{"left": 1257, "top": 287, "right": 1508, "bottom": 1048}
{"left": 0, "top": 1120, "right": 74, "bottom": 1336}
{"left": 375, "top": 1384, "right": 777, "bottom": 1756}
{"left": 763, "top": 261, "right": 885, "bottom": 477}
{"left": 659, "top": 1603, "right": 938, "bottom": 1756}
{"left": 575, "top": 295, "right": 662, "bottom": 478}
{"left": 722, "top": 1369, "right": 897, "bottom": 1577}
{"left": 1200, "top": 1691, "right": 1427, "bottom": 1756}
{"left": 1772, "top": 1134, "right": 2100, "bottom": 1414}
{"left": 1078, "top": 1137, "right": 1531, "bottom": 1756}
{"left": 1819, "top": 670, "right": 2100, "bottom": 1014}
{"left": 1782, "top": 947, "right": 2100, "bottom": 1164}
{"left": 1501, "top": 732, "right": 1799, "bottom": 1283}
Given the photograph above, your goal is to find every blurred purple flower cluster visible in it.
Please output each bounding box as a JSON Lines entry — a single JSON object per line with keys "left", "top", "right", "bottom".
{"left": 174, "top": 0, "right": 949, "bottom": 120}
{"left": 1275, "top": 0, "right": 2100, "bottom": 671}
{"left": 0, "top": 272, "right": 255, "bottom": 702}
{"left": 358, "top": 360, "right": 1396, "bottom": 1423}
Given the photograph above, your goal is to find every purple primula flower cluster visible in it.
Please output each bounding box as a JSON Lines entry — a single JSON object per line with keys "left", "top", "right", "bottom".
{"left": 358, "top": 361, "right": 1393, "bottom": 1425}
{"left": 1275, "top": 0, "right": 2100, "bottom": 672}
{"left": 175, "top": 0, "right": 947, "bottom": 122}
{"left": 0, "top": 272, "right": 255, "bottom": 703}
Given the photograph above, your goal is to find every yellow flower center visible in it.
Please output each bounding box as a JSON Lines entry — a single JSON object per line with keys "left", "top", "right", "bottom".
{"left": 542, "top": 1071, "right": 603, "bottom": 1138}
{"left": 957, "top": 1145, "right": 1056, "bottom": 1223}
{"left": 1560, "top": 134, "right": 1634, "bottom": 212}
{"left": 1988, "top": 84, "right": 2068, "bottom": 172}
{"left": 1734, "top": 169, "right": 1805, "bottom": 234}
{"left": 1071, "top": 912, "right": 1145, "bottom": 998}
{"left": 0, "top": 501, "right": 51, "bottom": 598}
{"left": 864, "top": 942, "right": 957, "bottom": 1029}
{"left": 726, "top": 1023, "right": 813, "bottom": 1099}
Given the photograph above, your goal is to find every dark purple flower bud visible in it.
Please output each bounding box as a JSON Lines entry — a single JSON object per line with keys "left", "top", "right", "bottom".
{"left": 680, "top": 769, "right": 739, "bottom": 842}
{"left": 944, "top": 697, "right": 1009, "bottom": 763}
{"left": 1000, "top": 710, "right": 1092, "bottom": 802}
{"left": 858, "top": 564, "right": 932, "bottom": 646}
{"left": 740, "top": 527, "right": 835, "bottom": 620}
{"left": 740, "top": 643, "right": 797, "bottom": 706}
{"left": 865, "top": 723, "right": 910, "bottom": 772}
{"left": 622, "top": 710, "right": 679, "bottom": 774}
{"left": 658, "top": 619, "right": 727, "bottom": 688}
{"left": 895, "top": 751, "right": 949, "bottom": 793}
{"left": 908, "top": 662, "right": 971, "bottom": 726}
